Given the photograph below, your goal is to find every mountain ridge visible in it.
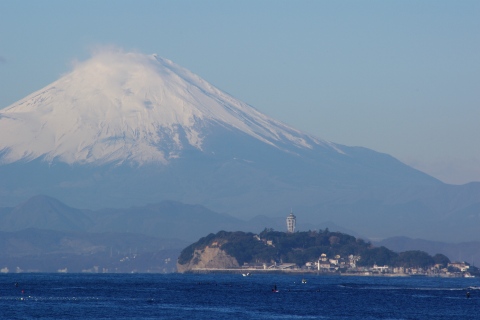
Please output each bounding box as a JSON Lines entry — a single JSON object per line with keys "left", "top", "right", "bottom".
{"left": 0, "top": 50, "right": 479, "bottom": 243}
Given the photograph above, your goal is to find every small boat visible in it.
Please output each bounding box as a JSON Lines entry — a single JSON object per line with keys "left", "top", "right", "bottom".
{"left": 242, "top": 272, "right": 251, "bottom": 277}
{"left": 302, "top": 279, "right": 307, "bottom": 284}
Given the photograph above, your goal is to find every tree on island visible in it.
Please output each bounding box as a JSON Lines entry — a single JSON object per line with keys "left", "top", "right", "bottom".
{"left": 178, "top": 229, "right": 456, "bottom": 271}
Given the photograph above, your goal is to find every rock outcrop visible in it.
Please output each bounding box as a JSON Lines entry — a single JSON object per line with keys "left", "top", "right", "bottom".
{"left": 177, "top": 245, "right": 239, "bottom": 273}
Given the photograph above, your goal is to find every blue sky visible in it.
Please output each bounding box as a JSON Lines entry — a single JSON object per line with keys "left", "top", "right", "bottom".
{"left": 1, "top": 0, "right": 479, "bottom": 184}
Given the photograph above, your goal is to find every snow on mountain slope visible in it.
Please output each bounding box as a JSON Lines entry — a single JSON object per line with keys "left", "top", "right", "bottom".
{"left": 0, "top": 50, "right": 341, "bottom": 165}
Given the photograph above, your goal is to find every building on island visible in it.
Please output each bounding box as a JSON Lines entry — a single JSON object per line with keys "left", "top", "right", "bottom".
{"left": 286, "top": 211, "right": 296, "bottom": 233}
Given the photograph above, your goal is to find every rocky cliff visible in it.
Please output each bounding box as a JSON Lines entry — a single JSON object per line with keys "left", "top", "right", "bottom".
{"left": 177, "top": 245, "right": 239, "bottom": 273}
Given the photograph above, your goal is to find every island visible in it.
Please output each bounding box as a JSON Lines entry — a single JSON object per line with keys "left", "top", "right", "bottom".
{"left": 177, "top": 229, "right": 478, "bottom": 277}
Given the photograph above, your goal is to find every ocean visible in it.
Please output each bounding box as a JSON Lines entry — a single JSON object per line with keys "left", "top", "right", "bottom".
{"left": 1, "top": 273, "right": 478, "bottom": 319}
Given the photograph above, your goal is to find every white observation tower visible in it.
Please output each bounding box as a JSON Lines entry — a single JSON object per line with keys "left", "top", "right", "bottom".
{"left": 286, "top": 211, "right": 296, "bottom": 233}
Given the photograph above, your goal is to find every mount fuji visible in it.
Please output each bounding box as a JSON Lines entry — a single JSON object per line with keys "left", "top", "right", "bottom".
{"left": 1, "top": 50, "right": 479, "bottom": 242}
{"left": 0, "top": 51, "right": 334, "bottom": 165}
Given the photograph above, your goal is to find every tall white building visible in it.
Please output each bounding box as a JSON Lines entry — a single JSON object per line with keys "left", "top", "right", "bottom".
{"left": 286, "top": 211, "right": 296, "bottom": 233}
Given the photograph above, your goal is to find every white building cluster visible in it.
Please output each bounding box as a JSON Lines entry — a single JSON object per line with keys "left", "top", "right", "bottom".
{"left": 305, "top": 254, "right": 361, "bottom": 272}
{"left": 303, "top": 254, "right": 475, "bottom": 277}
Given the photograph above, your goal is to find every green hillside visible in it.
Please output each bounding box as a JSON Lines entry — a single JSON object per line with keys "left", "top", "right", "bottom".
{"left": 178, "top": 229, "right": 452, "bottom": 269}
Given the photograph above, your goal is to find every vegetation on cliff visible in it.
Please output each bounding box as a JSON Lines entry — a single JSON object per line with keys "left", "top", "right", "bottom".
{"left": 178, "top": 229, "right": 452, "bottom": 269}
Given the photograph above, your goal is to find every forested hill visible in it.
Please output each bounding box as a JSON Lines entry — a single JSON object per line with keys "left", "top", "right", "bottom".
{"left": 178, "top": 229, "right": 453, "bottom": 269}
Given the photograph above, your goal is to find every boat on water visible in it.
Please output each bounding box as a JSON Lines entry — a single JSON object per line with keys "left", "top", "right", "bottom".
{"left": 242, "top": 272, "right": 251, "bottom": 277}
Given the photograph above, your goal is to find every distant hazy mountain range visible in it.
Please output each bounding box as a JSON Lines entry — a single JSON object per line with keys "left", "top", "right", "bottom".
{"left": 1, "top": 195, "right": 479, "bottom": 273}
{"left": 0, "top": 195, "right": 350, "bottom": 273}
{"left": 0, "top": 228, "right": 184, "bottom": 273}
{"left": 0, "top": 50, "right": 479, "bottom": 243}
{"left": 0, "top": 195, "right": 350, "bottom": 242}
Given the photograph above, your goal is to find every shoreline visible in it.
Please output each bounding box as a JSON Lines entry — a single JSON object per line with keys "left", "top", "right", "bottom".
{"left": 179, "top": 268, "right": 464, "bottom": 278}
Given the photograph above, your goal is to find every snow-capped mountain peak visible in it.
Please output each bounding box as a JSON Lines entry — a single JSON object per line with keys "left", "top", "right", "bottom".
{"left": 0, "top": 50, "right": 337, "bottom": 165}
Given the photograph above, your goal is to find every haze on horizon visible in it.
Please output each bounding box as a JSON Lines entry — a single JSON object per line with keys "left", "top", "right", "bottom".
{"left": 1, "top": 1, "right": 479, "bottom": 185}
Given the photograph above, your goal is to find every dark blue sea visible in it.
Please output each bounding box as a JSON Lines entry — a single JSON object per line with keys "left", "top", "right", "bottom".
{"left": 1, "top": 273, "right": 479, "bottom": 319}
